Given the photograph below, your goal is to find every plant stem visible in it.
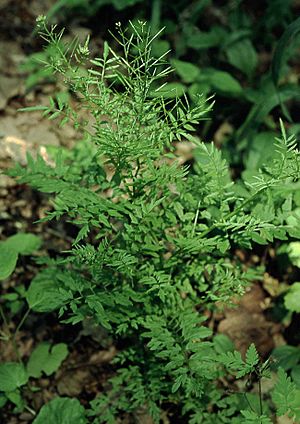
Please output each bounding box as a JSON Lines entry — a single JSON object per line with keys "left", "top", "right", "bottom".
{"left": 12, "top": 308, "right": 31, "bottom": 363}
{"left": 258, "top": 377, "right": 263, "bottom": 416}
{"left": 0, "top": 304, "right": 9, "bottom": 329}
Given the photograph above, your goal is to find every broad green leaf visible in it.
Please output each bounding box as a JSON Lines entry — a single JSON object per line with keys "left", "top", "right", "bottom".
{"left": 0, "top": 394, "right": 7, "bottom": 408}
{"left": 284, "top": 283, "right": 300, "bottom": 313}
{"left": 26, "top": 273, "right": 70, "bottom": 312}
{"left": 244, "top": 132, "right": 277, "bottom": 170}
{"left": 6, "top": 390, "right": 25, "bottom": 412}
{"left": 186, "top": 27, "right": 225, "bottom": 50}
{"left": 226, "top": 39, "right": 257, "bottom": 77}
{"left": 5, "top": 233, "right": 42, "bottom": 255}
{"left": 207, "top": 70, "right": 242, "bottom": 96}
{"left": 0, "top": 233, "right": 42, "bottom": 280}
{"left": 43, "top": 344, "right": 68, "bottom": 375}
{"left": 151, "top": 40, "right": 170, "bottom": 58}
{"left": 33, "top": 397, "right": 87, "bottom": 424}
{"left": 0, "top": 244, "right": 18, "bottom": 280}
{"left": 272, "top": 16, "right": 300, "bottom": 85}
{"left": 171, "top": 59, "right": 200, "bottom": 84}
{"left": 0, "top": 363, "right": 28, "bottom": 392}
{"left": 27, "top": 343, "right": 68, "bottom": 378}
{"left": 236, "top": 85, "right": 300, "bottom": 141}
{"left": 272, "top": 346, "right": 300, "bottom": 371}
{"left": 188, "top": 82, "right": 210, "bottom": 98}
{"left": 213, "top": 334, "right": 234, "bottom": 354}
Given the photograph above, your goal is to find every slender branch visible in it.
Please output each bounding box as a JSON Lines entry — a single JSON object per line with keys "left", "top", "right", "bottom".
{"left": 12, "top": 308, "right": 31, "bottom": 363}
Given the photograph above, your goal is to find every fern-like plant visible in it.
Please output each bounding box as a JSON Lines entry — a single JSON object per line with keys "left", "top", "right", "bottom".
{"left": 8, "top": 17, "right": 300, "bottom": 423}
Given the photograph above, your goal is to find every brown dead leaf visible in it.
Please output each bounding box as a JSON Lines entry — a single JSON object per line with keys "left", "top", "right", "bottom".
{"left": 89, "top": 346, "right": 117, "bottom": 364}
{"left": 174, "top": 141, "right": 196, "bottom": 165}
{"left": 218, "top": 285, "right": 280, "bottom": 356}
{"left": 218, "top": 310, "right": 274, "bottom": 356}
{"left": 57, "top": 369, "right": 91, "bottom": 397}
{"left": 134, "top": 405, "right": 155, "bottom": 424}
{"left": 277, "top": 415, "right": 295, "bottom": 424}
{"left": 263, "top": 272, "right": 287, "bottom": 297}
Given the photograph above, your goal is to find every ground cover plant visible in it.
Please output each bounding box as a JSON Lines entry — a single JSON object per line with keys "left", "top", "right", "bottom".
{"left": 1, "top": 16, "right": 300, "bottom": 423}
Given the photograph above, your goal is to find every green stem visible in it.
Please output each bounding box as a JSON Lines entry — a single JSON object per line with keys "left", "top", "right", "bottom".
{"left": 258, "top": 377, "right": 263, "bottom": 417}
{"left": 0, "top": 304, "right": 9, "bottom": 329}
{"left": 13, "top": 308, "right": 31, "bottom": 363}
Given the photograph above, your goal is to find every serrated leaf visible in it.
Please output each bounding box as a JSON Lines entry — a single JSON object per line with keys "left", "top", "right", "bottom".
{"left": 272, "top": 368, "right": 297, "bottom": 416}
{"left": 246, "top": 343, "right": 259, "bottom": 368}
{"left": 0, "top": 363, "right": 28, "bottom": 392}
{"left": 241, "top": 410, "right": 272, "bottom": 423}
{"left": 32, "top": 397, "right": 87, "bottom": 424}
{"left": 74, "top": 225, "right": 89, "bottom": 244}
{"left": 27, "top": 343, "right": 68, "bottom": 378}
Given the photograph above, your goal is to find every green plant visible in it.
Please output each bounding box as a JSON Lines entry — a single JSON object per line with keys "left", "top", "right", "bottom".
{"left": 36, "top": 0, "right": 300, "bottom": 166}
{"left": 7, "top": 17, "right": 300, "bottom": 422}
{"left": 0, "top": 342, "right": 68, "bottom": 413}
{"left": 0, "top": 233, "right": 42, "bottom": 355}
{"left": 0, "top": 233, "right": 41, "bottom": 281}
{"left": 272, "top": 345, "right": 300, "bottom": 388}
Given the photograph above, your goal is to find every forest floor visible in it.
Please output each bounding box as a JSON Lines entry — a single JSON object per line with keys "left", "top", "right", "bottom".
{"left": 0, "top": 1, "right": 299, "bottom": 423}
